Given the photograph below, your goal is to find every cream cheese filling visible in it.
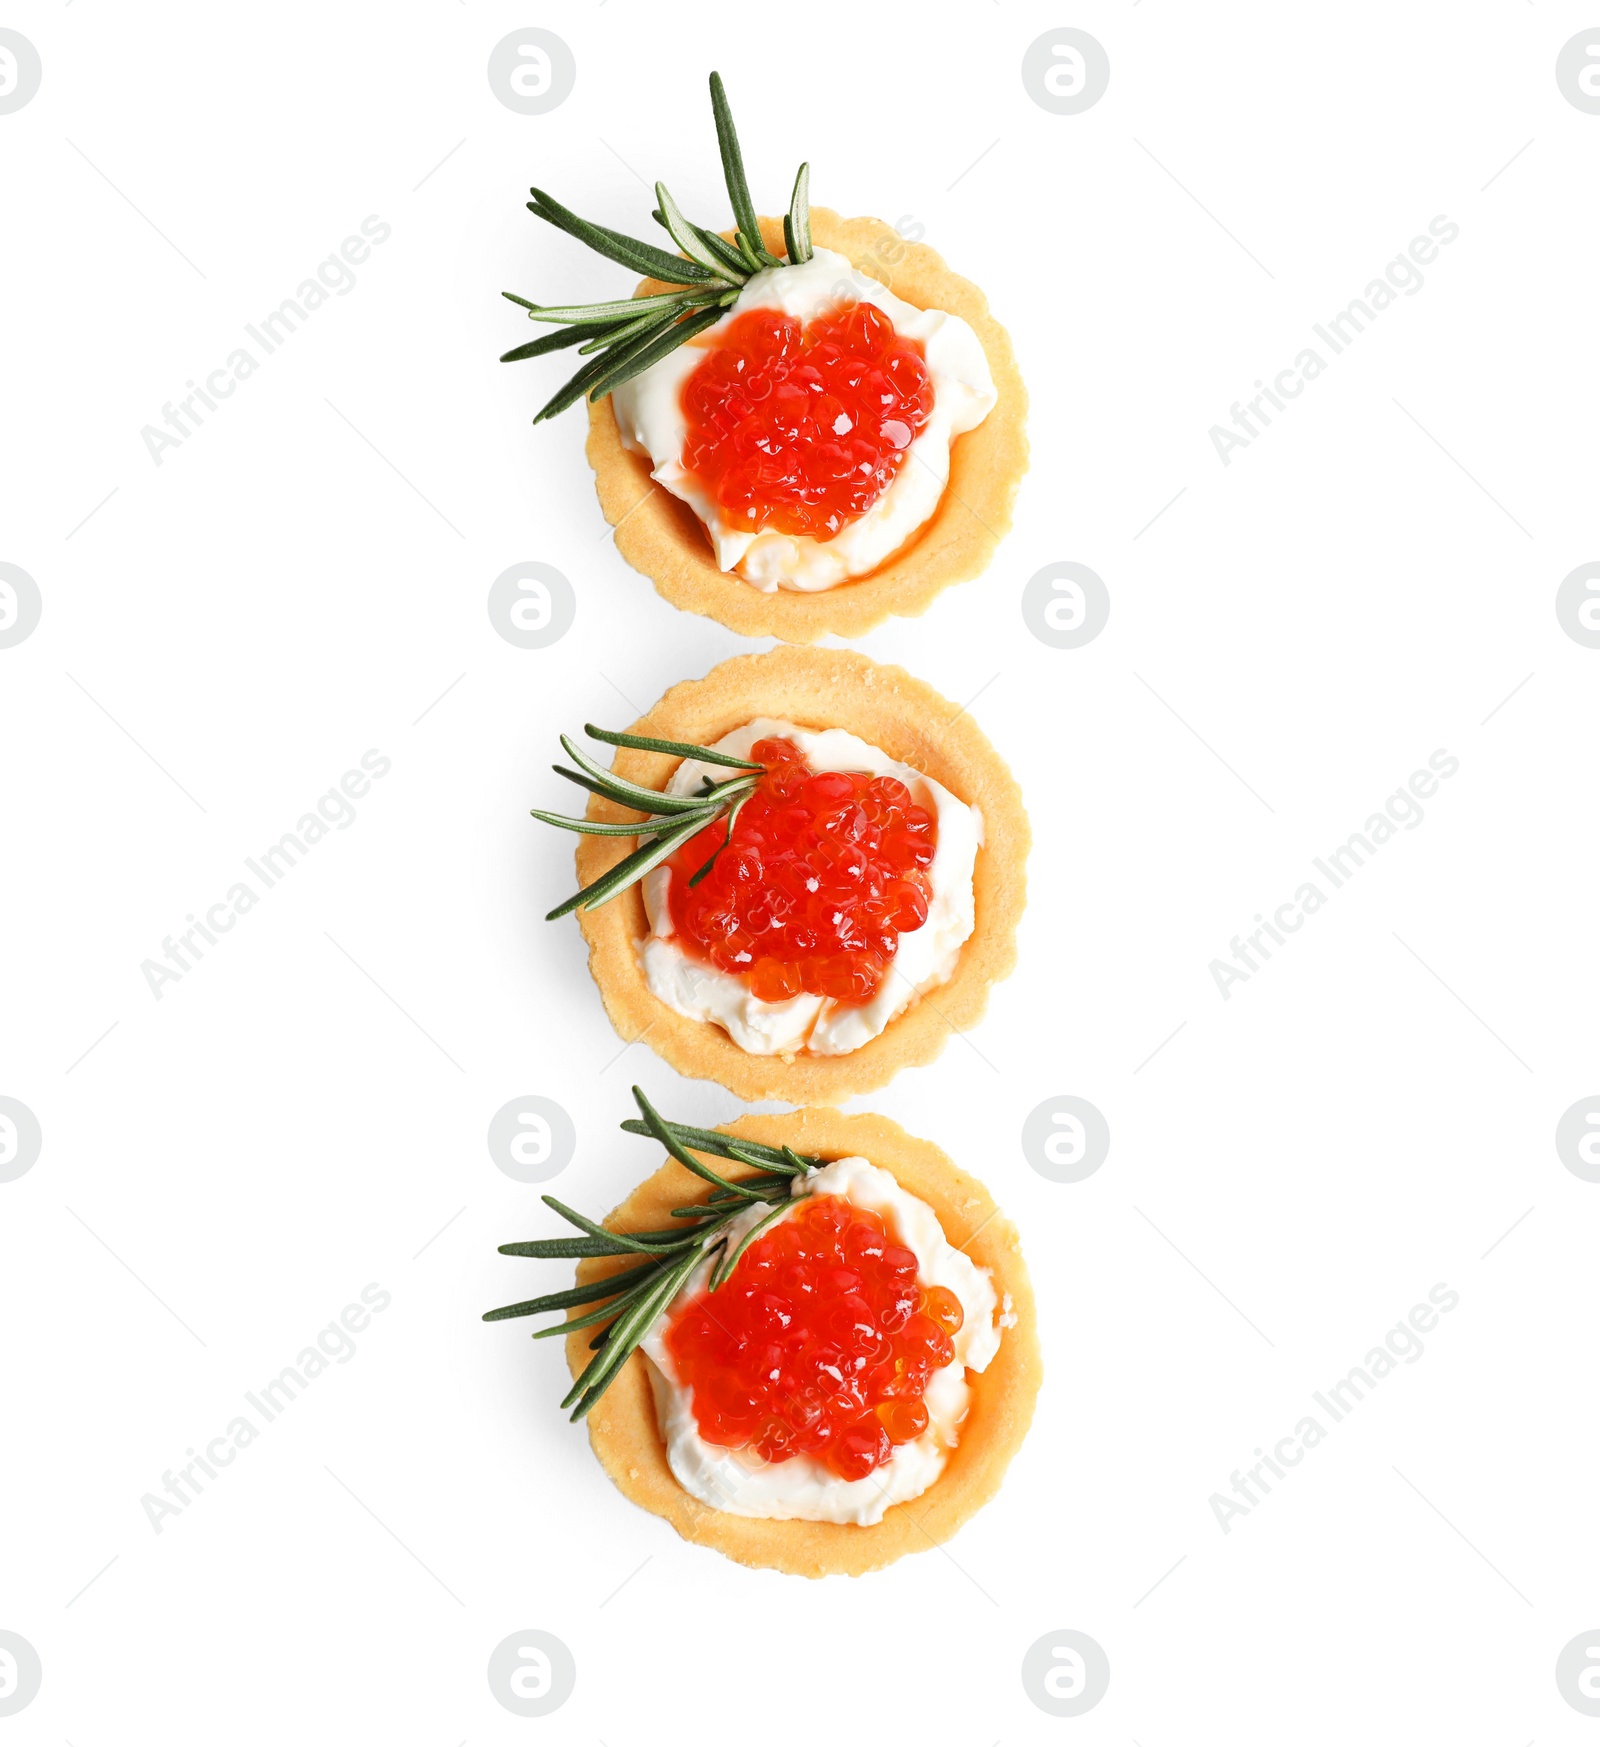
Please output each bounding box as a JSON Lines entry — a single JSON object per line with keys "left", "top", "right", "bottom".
{"left": 640, "top": 1156, "right": 1001, "bottom": 1525}
{"left": 609, "top": 248, "right": 997, "bottom": 593}
{"left": 636, "top": 717, "right": 981, "bottom": 1057}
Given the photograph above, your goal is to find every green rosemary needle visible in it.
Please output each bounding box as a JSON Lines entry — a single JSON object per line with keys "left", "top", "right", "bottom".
{"left": 532, "top": 724, "right": 764, "bottom": 920}
{"left": 484, "top": 1086, "right": 828, "bottom": 1421}
{"left": 501, "top": 71, "right": 813, "bottom": 420}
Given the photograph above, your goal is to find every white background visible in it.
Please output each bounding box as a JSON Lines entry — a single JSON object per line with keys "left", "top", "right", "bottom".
{"left": 2, "top": 2, "right": 1598, "bottom": 1740}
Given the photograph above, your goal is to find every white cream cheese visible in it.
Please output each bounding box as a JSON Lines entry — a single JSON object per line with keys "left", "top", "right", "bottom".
{"left": 640, "top": 1156, "right": 1001, "bottom": 1525}
{"left": 610, "top": 248, "right": 997, "bottom": 593}
{"left": 637, "top": 717, "right": 981, "bottom": 1056}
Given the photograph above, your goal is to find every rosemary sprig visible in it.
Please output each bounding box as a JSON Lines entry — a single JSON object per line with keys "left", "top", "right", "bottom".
{"left": 523, "top": 187, "right": 721, "bottom": 284}
{"left": 615, "top": 1118, "right": 810, "bottom": 1172}
{"left": 498, "top": 319, "right": 614, "bottom": 363}
{"left": 532, "top": 723, "right": 765, "bottom": 920}
{"left": 583, "top": 305, "right": 726, "bottom": 403}
{"left": 501, "top": 71, "right": 814, "bottom": 420}
{"left": 708, "top": 71, "right": 782, "bottom": 272}
{"left": 584, "top": 722, "right": 767, "bottom": 769}
{"left": 484, "top": 1086, "right": 827, "bottom": 1421}
{"left": 658, "top": 214, "right": 749, "bottom": 280}
{"left": 784, "top": 162, "right": 813, "bottom": 267}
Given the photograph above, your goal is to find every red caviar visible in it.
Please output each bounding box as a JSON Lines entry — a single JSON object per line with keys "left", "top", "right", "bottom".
{"left": 667, "top": 736, "right": 937, "bottom": 1006}
{"left": 679, "top": 301, "right": 934, "bottom": 541}
{"left": 663, "top": 1193, "right": 964, "bottom": 1480}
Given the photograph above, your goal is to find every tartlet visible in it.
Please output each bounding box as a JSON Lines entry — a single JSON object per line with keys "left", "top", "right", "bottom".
{"left": 566, "top": 1107, "right": 1041, "bottom": 1578}
{"left": 500, "top": 73, "right": 1028, "bottom": 642}
{"left": 586, "top": 209, "right": 1028, "bottom": 642}
{"left": 567, "top": 646, "right": 1029, "bottom": 1104}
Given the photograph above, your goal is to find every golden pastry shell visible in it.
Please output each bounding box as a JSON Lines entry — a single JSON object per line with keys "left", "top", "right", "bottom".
{"left": 568, "top": 1107, "right": 1042, "bottom": 1578}
{"left": 571, "top": 646, "right": 1029, "bottom": 1105}
{"left": 583, "top": 209, "right": 1029, "bottom": 642}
